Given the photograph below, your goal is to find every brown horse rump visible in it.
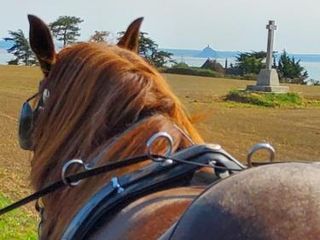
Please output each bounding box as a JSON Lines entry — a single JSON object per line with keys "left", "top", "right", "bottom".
{"left": 167, "top": 163, "right": 320, "bottom": 240}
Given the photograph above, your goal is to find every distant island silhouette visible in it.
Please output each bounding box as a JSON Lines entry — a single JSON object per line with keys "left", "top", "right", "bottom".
{"left": 161, "top": 45, "right": 320, "bottom": 63}
{"left": 161, "top": 46, "right": 238, "bottom": 59}
{"left": 195, "top": 45, "right": 217, "bottom": 58}
{"left": 1, "top": 39, "right": 320, "bottom": 63}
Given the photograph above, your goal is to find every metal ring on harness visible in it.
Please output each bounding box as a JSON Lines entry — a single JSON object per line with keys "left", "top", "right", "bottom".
{"left": 61, "top": 159, "right": 89, "bottom": 187}
{"left": 247, "top": 143, "right": 275, "bottom": 167}
{"left": 146, "top": 132, "right": 173, "bottom": 163}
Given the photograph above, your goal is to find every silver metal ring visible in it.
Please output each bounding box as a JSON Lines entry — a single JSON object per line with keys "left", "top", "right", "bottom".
{"left": 247, "top": 143, "right": 275, "bottom": 167}
{"left": 61, "top": 159, "right": 88, "bottom": 187}
{"left": 42, "top": 89, "right": 50, "bottom": 104}
{"left": 146, "top": 132, "right": 173, "bottom": 162}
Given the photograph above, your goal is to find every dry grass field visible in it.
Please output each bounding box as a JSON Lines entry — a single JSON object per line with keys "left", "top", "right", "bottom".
{"left": 164, "top": 73, "right": 320, "bottom": 161}
{"left": 0, "top": 65, "right": 319, "bottom": 237}
{"left": 0, "top": 65, "right": 41, "bottom": 239}
{"left": 0, "top": 66, "right": 41, "bottom": 199}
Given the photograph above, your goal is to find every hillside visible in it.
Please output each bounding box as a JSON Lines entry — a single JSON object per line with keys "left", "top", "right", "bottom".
{"left": 0, "top": 39, "right": 12, "bottom": 49}
{"left": 162, "top": 47, "right": 238, "bottom": 59}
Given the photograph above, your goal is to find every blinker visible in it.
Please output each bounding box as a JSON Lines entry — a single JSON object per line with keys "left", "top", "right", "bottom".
{"left": 18, "top": 92, "right": 43, "bottom": 151}
{"left": 18, "top": 102, "right": 34, "bottom": 150}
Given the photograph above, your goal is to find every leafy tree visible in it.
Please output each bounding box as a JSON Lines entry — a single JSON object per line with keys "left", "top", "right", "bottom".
{"left": 137, "top": 32, "right": 157, "bottom": 60}
{"left": 4, "top": 29, "right": 36, "bottom": 65}
{"left": 235, "top": 51, "right": 267, "bottom": 75}
{"left": 118, "top": 31, "right": 175, "bottom": 68}
{"left": 277, "top": 50, "right": 308, "bottom": 84}
{"left": 7, "top": 59, "right": 19, "bottom": 65}
{"left": 89, "top": 31, "right": 110, "bottom": 42}
{"left": 150, "top": 50, "right": 175, "bottom": 68}
{"left": 49, "top": 16, "right": 83, "bottom": 46}
{"left": 307, "top": 78, "right": 320, "bottom": 86}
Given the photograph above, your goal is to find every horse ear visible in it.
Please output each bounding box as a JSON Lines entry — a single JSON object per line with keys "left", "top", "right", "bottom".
{"left": 28, "top": 14, "right": 56, "bottom": 75}
{"left": 117, "top": 17, "right": 143, "bottom": 53}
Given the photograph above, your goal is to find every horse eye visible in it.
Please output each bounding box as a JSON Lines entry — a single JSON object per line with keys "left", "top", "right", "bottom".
{"left": 42, "top": 89, "right": 50, "bottom": 103}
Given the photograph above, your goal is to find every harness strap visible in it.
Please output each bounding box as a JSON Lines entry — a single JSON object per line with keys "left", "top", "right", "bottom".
{"left": 0, "top": 154, "right": 150, "bottom": 216}
{"left": 62, "top": 144, "right": 244, "bottom": 239}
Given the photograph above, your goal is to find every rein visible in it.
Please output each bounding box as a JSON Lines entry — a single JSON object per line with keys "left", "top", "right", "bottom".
{"left": 0, "top": 137, "right": 283, "bottom": 216}
{"left": 0, "top": 150, "right": 243, "bottom": 216}
{"left": 0, "top": 154, "right": 149, "bottom": 216}
{"left": 0, "top": 139, "right": 281, "bottom": 216}
{"left": 2, "top": 136, "right": 316, "bottom": 239}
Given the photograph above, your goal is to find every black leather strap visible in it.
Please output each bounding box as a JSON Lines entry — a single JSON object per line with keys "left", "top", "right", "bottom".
{"left": 0, "top": 154, "right": 151, "bottom": 216}
{"left": 0, "top": 144, "right": 245, "bottom": 216}
{"left": 61, "top": 144, "right": 245, "bottom": 239}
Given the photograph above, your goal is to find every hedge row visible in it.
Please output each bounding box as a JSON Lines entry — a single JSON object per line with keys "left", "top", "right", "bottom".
{"left": 162, "top": 67, "right": 224, "bottom": 78}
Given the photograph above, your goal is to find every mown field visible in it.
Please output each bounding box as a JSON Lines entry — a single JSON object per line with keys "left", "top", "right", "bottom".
{"left": 165, "top": 73, "right": 320, "bottom": 161}
{"left": 0, "top": 65, "right": 319, "bottom": 238}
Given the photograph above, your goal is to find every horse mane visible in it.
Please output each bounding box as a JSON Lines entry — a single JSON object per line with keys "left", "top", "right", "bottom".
{"left": 30, "top": 42, "right": 203, "bottom": 237}
{"left": 32, "top": 42, "right": 202, "bottom": 187}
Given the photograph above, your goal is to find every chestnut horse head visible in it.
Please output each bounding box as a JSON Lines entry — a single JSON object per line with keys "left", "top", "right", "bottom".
{"left": 26, "top": 15, "right": 203, "bottom": 239}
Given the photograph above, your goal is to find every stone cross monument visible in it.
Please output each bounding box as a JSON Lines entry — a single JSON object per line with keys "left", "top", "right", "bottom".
{"left": 266, "top": 20, "right": 276, "bottom": 70}
{"left": 247, "top": 20, "right": 288, "bottom": 92}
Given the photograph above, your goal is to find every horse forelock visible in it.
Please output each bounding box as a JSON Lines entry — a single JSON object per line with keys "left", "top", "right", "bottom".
{"left": 30, "top": 41, "right": 202, "bottom": 239}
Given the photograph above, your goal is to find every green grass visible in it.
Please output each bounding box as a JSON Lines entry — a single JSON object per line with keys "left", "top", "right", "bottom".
{"left": 225, "top": 90, "right": 305, "bottom": 107}
{"left": 0, "top": 194, "right": 37, "bottom": 240}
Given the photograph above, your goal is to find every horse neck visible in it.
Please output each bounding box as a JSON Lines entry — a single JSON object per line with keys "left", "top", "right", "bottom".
{"left": 38, "top": 114, "right": 197, "bottom": 239}
{"left": 33, "top": 114, "right": 196, "bottom": 199}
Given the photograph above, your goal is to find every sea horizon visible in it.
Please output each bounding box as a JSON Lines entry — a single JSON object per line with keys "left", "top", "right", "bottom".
{"left": 1, "top": 48, "right": 320, "bottom": 81}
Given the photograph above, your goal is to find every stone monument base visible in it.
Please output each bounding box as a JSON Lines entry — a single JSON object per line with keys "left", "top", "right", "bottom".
{"left": 246, "top": 68, "right": 289, "bottom": 93}
{"left": 246, "top": 85, "right": 289, "bottom": 93}
{"left": 256, "top": 69, "right": 280, "bottom": 86}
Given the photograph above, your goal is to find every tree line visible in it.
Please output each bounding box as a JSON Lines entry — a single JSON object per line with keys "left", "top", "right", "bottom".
{"left": 4, "top": 16, "right": 174, "bottom": 68}
{"left": 229, "top": 51, "right": 309, "bottom": 84}
{"left": 4, "top": 15, "right": 310, "bottom": 84}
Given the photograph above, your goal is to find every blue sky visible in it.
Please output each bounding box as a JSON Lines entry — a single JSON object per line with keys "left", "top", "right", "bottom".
{"left": 1, "top": 0, "right": 320, "bottom": 53}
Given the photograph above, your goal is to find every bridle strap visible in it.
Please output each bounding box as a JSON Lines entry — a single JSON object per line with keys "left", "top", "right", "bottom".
{"left": 0, "top": 154, "right": 150, "bottom": 216}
